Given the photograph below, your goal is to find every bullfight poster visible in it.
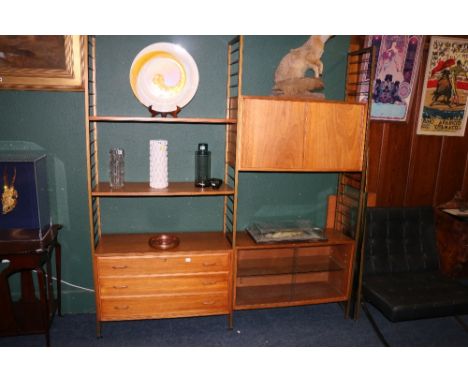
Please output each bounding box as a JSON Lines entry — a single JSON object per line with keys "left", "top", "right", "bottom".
{"left": 361, "top": 35, "right": 424, "bottom": 122}
{"left": 417, "top": 36, "right": 468, "bottom": 136}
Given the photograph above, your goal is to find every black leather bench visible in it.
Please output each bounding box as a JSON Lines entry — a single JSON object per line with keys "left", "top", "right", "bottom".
{"left": 361, "top": 206, "right": 468, "bottom": 345}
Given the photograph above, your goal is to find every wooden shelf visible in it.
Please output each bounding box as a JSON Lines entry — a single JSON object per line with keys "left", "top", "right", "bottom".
{"left": 241, "top": 95, "right": 366, "bottom": 106}
{"left": 89, "top": 116, "right": 236, "bottom": 124}
{"left": 95, "top": 231, "right": 232, "bottom": 255}
{"left": 235, "top": 229, "right": 354, "bottom": 249}
{"left": 92, "top": 182, "right": 235, "bottom": 197}
{"left": 235, "top": 282, "right": 346, "bottom": 309}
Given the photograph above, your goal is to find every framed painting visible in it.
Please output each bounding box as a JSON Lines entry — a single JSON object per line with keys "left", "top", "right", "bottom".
{"left": 417, "top": 36, "right": 468, "bottom": 136}
{"left": 359, "top": 35, "right": 424, "bottom": 122}
{"left": 0, "top": 35, "right": 85, "bottom": 91}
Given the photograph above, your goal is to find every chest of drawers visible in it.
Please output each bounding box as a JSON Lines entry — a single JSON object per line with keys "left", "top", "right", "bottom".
{"left": 93, "top": 233, "right": 232, "bottom": 322}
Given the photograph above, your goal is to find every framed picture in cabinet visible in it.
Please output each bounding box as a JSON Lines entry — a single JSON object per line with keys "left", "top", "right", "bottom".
{"left": 359, "top": 35, "right": 424, "bottom": 122}
{"left": 0, "top": 35, "right": 85, "bottom": 91}
{"left": 416, "top": 36, "right": 468, "bottom": 136}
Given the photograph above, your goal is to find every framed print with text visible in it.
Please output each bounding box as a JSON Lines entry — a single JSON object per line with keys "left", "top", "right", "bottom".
{"left": 417, "top": 36, "right": 468, "bottom": 136}
{"left": 361, "top": 35, "right": 423, "bottom": 122}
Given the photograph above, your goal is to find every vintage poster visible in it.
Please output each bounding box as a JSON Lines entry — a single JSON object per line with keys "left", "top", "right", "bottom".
{"left": 360, "top": 35, "right": 423, "bottom": 122}
{"left": 417, "top": 36, "right": 468, "bottom": 136}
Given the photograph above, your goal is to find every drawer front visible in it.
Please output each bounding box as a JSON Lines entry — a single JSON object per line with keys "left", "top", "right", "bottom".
{"left": 100, "top": 292, "right": 228, "bottom": 320}
{"left": 99, "top": 273, "right": 228, "bottom": 297}
{"left": 97, "top": 252, "right": 229, "bottom": 276}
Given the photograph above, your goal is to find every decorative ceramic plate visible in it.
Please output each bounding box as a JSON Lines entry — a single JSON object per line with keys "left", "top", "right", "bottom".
{"left": 129, "top": 42, "right": 199, "bottom": 113}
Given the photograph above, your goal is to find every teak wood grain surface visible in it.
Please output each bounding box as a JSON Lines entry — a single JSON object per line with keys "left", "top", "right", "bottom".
{"left": 94, "top": 232, "right": 232, "bottom": 322}
{"left": 100, "top": 292, "right": 229, "bottom": 320}
{"left": 239, "top": 96, "right": 366, "bottom": 171}
{"left": 92, "top": 182, "right": 234, "bottom": 196}
{"left": 96, "top": 253, "right": 229, "bottom": 276}
{"left": 95, "top": 232, "right": 232, "bottom": 255}
{"left": 98, "top": 273, "right": 228, "bottom": 297}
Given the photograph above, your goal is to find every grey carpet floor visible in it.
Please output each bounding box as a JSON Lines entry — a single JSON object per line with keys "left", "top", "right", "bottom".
{"left": 1, "top": 303, "right": 467, "bottom": 347}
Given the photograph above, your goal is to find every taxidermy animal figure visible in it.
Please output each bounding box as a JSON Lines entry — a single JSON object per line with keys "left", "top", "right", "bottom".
{"left": 273, "top": 35, "right": 331, "bottom": 97}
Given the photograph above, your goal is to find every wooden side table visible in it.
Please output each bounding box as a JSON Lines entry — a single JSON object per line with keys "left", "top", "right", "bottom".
{"left": 0, "top": 224, "right": 62, "bottom": 346}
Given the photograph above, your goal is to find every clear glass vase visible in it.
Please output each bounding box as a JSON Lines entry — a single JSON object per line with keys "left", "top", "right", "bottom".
{"left": 109, "top": 148, "right": 125, "bottom": 188}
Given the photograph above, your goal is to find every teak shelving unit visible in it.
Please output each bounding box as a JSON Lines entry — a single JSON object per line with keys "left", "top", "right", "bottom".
{"left": 227, "top": 95, "right": 369, "bottom": 313}
{"left": 84, "top": 36, "right": 372, "bottom": 336}
{"left": 84, "top": 36, "right": 243, "bottom": 336}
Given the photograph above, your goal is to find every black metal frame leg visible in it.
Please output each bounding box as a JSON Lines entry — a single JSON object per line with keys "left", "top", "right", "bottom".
{"left": 454, "top": 316, "right": 468, "bottom": 332}
{"left": 361, "top": 301, "right": 389, "bottom": 347}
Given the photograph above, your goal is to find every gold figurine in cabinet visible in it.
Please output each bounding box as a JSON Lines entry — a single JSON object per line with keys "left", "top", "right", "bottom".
{"left": 2, "top": 166, "right": 18, "bottom": 215}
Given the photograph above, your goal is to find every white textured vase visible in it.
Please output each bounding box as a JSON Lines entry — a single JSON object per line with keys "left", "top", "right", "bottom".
{"left": 149, "top": 140, "right": 168, "bottom": 189}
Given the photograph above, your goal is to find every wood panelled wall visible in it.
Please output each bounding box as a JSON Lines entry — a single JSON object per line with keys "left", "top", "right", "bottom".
{"left": 351, "top": 36, "right": 468, "bottom": 207}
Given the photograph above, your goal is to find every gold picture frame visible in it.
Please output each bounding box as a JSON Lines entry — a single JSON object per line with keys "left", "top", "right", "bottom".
{"left": 0, "top": 35, "right": 85, "bottom": 91}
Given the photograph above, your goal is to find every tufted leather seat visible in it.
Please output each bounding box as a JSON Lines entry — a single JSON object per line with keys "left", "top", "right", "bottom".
{"left": 362, "top": 207, "right": 468, "bottom": 322}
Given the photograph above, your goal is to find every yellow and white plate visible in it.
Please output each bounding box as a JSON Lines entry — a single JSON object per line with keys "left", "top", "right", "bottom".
{"left": 130, "top": 42, "right": 199, "bottom": 113}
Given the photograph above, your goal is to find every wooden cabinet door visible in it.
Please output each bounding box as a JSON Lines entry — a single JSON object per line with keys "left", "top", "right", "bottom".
{"left": 303, "top": 102, "right": 366, "bottom": 171}
{"left": 240, "top": 97, "right": 306, "bottom": 170}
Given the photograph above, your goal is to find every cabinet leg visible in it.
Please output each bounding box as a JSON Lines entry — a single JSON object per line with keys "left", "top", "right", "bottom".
{"left": 0, "top": 268, "right": 16, "bottom": 332}
{"left": 46, "top": 258, "right": 55, "bottom": 319}
{"left": 227, "top": 313, "right": 234, "bottom": 330}
{"left": 37, "top": 267, "right": 51, "bottom": 347}
{"left": 96, "top": 321, "right": 103, "bottom": 338}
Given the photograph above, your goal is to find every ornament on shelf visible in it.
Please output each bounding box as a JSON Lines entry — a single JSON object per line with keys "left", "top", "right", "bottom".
{"left": 130, "top": 42, "right": 199, "bottom": 118}
{"left": 109, "top": 148, "right": 125, "bottom": 188}
{"left": 273, "top": 35, "right": 331, "bottom": 98}
{"left": 149, "top": 140, "right": 168, "bottom": 189}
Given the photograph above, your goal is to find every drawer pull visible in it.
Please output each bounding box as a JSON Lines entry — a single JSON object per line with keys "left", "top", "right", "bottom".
{"left": 112, "top": 265, "right": 128, "bottom": 270}
{"left": 202, "top": 300, "right": 216, "bottom": 305}
{"left": 114, "top": 305, "right": 129, "bottom": 310}
{"left": 202, "top": 281, "right": 217, "bottom": 286}
{"left": 113, "top": 285, "right": 129, "bottom": 289}
{"left": 203, "top": 262, "right": 217, "bottom": 267}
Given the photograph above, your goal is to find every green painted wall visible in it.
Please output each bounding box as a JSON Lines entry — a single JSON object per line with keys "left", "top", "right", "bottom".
{"left": 238, "top": 36, "right": 350, "bottom": 228}
{"left": 0, "top": 91, "right": 94, "bottom": 312}
{"left": 0, "top": 35, "right": 350, "bottom": 313}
